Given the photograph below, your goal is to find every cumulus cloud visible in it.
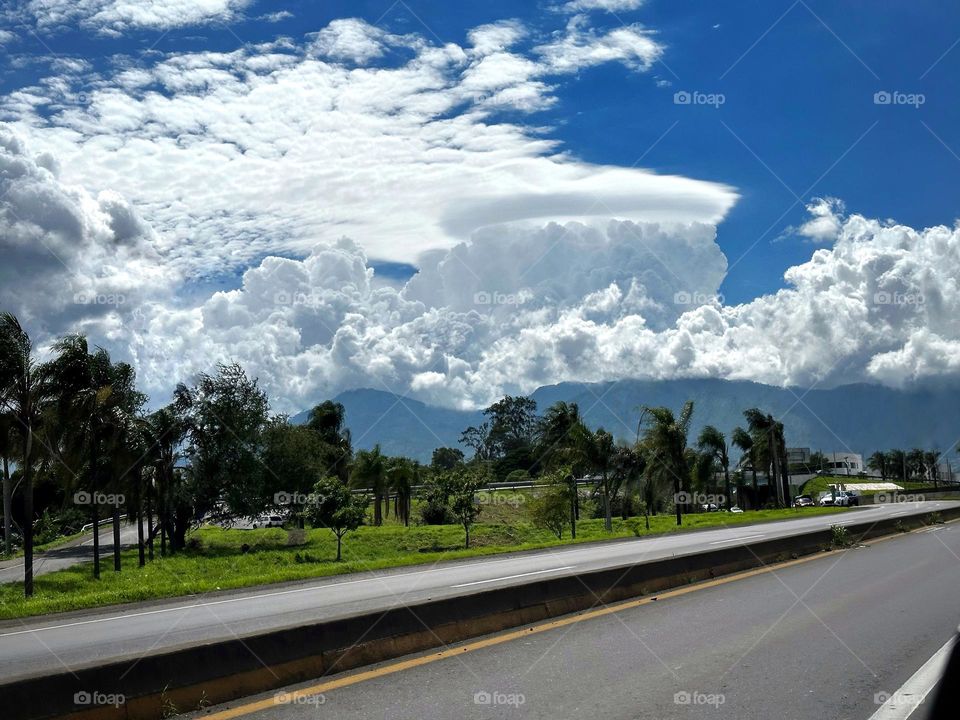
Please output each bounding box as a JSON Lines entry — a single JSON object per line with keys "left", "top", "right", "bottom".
{"left": 14, "top": 0, "right": 253, "bottom": 33}
{"left": 2, "top": 16, "right": 728, "bottom": 277}
{"left": 793, "top": 196, "right": 846, "bottom": 242}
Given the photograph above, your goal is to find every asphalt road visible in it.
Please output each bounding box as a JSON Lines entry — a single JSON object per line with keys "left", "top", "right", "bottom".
{"left": 188, "top": 513, "right": 960, "bottom": 720}
{"left": 0, "top": 501, "right": 953, "bottom": 686}
{"left": 0, "top": 522, "right": 141, "bottom": 583}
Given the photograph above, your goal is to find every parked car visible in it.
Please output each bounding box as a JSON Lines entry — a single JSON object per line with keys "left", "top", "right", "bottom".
{"left": 729, "top": 506, "right": 744, "bottom": 514}
{"left": 794, "top": 495, "right": 815, "bottom": 507}
{"left": 700, "top": 502, "right": 720, "bottom": 512}
{"left": 252, "top": 514, "right": 284, "bottom": 528}
{"left": 835, "top": 491, "right": 860, "bottom": 507}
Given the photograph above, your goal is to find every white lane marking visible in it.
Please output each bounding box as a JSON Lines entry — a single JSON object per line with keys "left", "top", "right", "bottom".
{"left": 709, "top": 534, "right": 765, "bottom": 545}
{"left": 451, "top": 567, "right": 576, "bottom": 588}
{"left": 867, "top": 636, "right": 955, "bottom": 720}
{"left": 890, "top": 512, "right": 906, "bottom": 517}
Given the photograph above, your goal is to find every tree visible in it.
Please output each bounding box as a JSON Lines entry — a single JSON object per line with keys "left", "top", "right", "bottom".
{"left": 352, "top": 446, "right": 388, "bottom": 525}
{"left": 743, "top": 409, "right": 789, "bottom": 507}
{"left": 144, "top": 404, "right": 187, "bottom": 554}
{"left": 448, "top": 469, "right": 484, "bottom": 548}
{"left": 886, "top": 449, "right": 907, "bottom": 483}
{"left": 430, "top": 447, "right": 464, "bottom": 471}
{"left": 867, "top": 451, "right": 888, "bottom": 480}
{"left": 304, "top": 476, "right": 367, "bottom": 561}
{"left": 0, "top": 313, "right": 52, "bottom": 596}
{"left": 697, "top": 425, "right": 731, "bottom": 510}
{"left": 261, "top": 419, "right": 330, "bottom": 526}
{"left": 459, "top": 422, "right": 492, "bottom": 461}
{"left": 586, "top": 428, "right": 616, "bottom": 531}
{"left": 527, "top": 469, "right": 570, "bottom": 539}
{"left": 906, "top": 448, "right": 926, "bottom": 480}
{"left": 387, "top": 456, "right": 417, "bottom": 527}
{"left": 639, "top": 401, "right": 694, "bottom": 526}
{"left": 0, "top": 412, "right": 14, "bottom": 555}
{"left": 305, "top": 401, "right": 352, "bottom": 483}
{"left": 175, "top": 363, "right": 269, "bottom": 526}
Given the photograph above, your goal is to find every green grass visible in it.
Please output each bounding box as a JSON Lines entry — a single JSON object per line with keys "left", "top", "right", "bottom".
{"left": 0, "top": 506, "right": 846, "bottom": 620}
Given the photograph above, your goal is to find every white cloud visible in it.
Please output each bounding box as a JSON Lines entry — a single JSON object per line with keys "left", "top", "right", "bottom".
{"left": 561, "top": 0, "right": 646, "bottom": 12}
{"left": 17, "top": 0, "right": 253, "bottom": 33}
{"left": 258, "top": 10, "right": 293, "bottom": 23}
{"left": 2, "top": 17, "right": 727, "bottom": 277}
{"left": 795, "top": 196, "right": 846, "bottom": 242}
{"left": 0, "top": 29, "right": 16, "bottom": 45}
{"left": 535, "top": 17, "right": 663, "bottom": 73}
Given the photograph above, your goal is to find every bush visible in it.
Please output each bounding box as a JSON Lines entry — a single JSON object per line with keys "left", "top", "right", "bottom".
{"left": 419, "top": 500, "right": 454, "bottom": 525}
{"left": 830, "top": 524, "right": 849, "bottom": 547}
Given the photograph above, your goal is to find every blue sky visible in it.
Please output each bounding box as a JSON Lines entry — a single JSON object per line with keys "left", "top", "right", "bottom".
{"left": 2, "top": 0, "right": 960, "bottom": 409}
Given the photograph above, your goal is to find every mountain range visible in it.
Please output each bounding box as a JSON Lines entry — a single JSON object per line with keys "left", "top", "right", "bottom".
{"left": 292, "top": 379, "right": 960, "bottom": 464}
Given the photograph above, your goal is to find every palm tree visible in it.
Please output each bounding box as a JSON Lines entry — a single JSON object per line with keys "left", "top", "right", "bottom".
{"left": 639, "top": 401, "right": 694, "bottom": 526}
{"left": 352, "top": 446, "right": 388, "bottom": 525}
{"left": 887, "top": 449, "right": 907, "bottom": 483}
{"left": 698, "top": 425, "right": 731, "bottom": 510}
{"left": 732, "top": 426, "right": 757, "bottom": 509}
{"left": 867, "top": 451, "right": 888, "bottom": 480}
{"left": 0, "top": 313, "right": 52, "bottom": 597}
{"left": 586, "top": 428, "right": 617, "bottom": 531}
{"left": 144, "top": 405, "right": 186, "bottom": 554}
{"left": 0, "top": 411, "right": 14, "bottom": 555}
{"left": 387, "top": 456, "right": 417, "bottom": 527}
{"left": 307, "top": 401, "right": 352, "bottom": 483}
{"left": 906, "top": 448, "right": 926, "bottom": 480}
{"left": 743, "top": 409, "right": 789, "bottom": 507}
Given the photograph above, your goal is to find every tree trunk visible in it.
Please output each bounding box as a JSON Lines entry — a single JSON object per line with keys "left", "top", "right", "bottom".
{"left": 336, "top": 533, "right": 342, "bottom": 562}
{"left": 674, "top": 475, "right": 682, "bottom": 526}
{"left": 723, "top": 466, "right": 731, "bottom": 511}
{"left": 2, "top": 454, "right": 11, "bottom": 556}
{"left": 23, "top": 427, "right": 34, "bottom": 598}
{"left": 569, "top": 477, "right": 577, "bottom": 539}
{"left": 137, "top": 500, "right": 145, "bottom": 568}
{"left": 464, "top": 523, "right": 470, "bottom": 549}
{"left": 146, "top": 481, "right": 154, "bottom": 561}
{"left": 603, "top": 474, "right": 612, "bottom": 532}
{"left": 91, "top": 443, "right": 100, "bottom": 578}
{"left": 112, "top": 504, "right": 121, "bottom": 572}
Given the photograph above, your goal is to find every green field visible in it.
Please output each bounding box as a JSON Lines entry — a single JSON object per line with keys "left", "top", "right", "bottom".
{"left": 0, "top": 505, "right": 846, "bottom": 620}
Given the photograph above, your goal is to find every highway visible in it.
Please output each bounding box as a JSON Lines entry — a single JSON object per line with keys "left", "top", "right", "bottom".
{"left": 0, "top": 501, "right": 952, "bottom": 686}
{"left": 0, "top": 522, "right": 140, "bottom": 583}
{"left": 188, "top": 512, "right": 960, "bottom": 720}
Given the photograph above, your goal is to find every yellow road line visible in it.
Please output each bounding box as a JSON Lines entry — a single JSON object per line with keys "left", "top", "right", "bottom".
{"left": 200, "top": 523, "right": 946, "bottom": 720}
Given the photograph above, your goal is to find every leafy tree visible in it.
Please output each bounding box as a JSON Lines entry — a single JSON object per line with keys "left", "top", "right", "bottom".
{"left": 448, "top": 469, "right": 484, "bottom": 548}
{"left": 906, "top": 448, "right": 926, "bottom": 480}
{"left": 175, "top": 363, "right": 269, "bottom": 533}
{"left": 0, "top": 412, "right": 14, "bottom": 555}
{"left": 261, "top": 419, "right": 329, "bottom": 526}
{"left": 0, "top": 313, "right": 53, "bottom": 596}
{"left": 431, "top": 446, "right": 464, "bottom": 471}
{"left": 459, "top": 422, "right": 492, "bottom": 461}
{"left": 527, "top": 469, "right": 570, "bottom": 539}
{"left": 304, "top": 476, "right": 368, "bottom": 561}
{"left": 586, "top": 428, "right": 616, "bottom": 530}
{"left": 886, "top": 449, "right": 907, "bottom": 483}
{"left": 639, "top": 401, "right": 694, "bottom": 526}
{"left": 697, "top": 425, "right": 731, "bottom": 510}
{"left": 732, "top": 426, "right": 757, "bottom": 507}
{"left": 743, "top": 409, "right": 789, "bottom": 507}
{"left": 387, "top": 456, "right": 418, "bottom": 527}
{"left": 867, "top": 451, "right": 888, "bottom": 479}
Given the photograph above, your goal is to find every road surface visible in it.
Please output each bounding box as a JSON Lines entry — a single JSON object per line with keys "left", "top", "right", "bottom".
{"left": 0, "top": 522, "right": 141, "bottom": 583}
{"left": 187, "top": 513, "right": 960, "bottom": 720}
{"left": 0, "top": 501, "right": 952, "bottom": 685}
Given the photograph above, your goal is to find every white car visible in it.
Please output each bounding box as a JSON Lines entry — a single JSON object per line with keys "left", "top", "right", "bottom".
{"left": 252, "top": 514, "right": 284, "bottom": 528}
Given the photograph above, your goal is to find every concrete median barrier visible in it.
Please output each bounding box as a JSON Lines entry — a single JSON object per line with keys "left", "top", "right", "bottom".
{"left": 4, "top": 506, "right": 958, "bottom": 720}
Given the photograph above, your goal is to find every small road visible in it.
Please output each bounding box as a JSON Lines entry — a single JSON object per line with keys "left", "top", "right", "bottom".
{"left": 0, "top": 522, "right": 141, "bottom": 584}
{"left": 0, "top": 501, "right": 952, "bottom": 685}
{"left": 188, "top": 513, "right": 960, "bottom": 720}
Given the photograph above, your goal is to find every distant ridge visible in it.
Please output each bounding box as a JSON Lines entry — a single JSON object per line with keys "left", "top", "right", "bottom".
{"left": 292, "top": 379, "right": 960, "bottom": 463}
